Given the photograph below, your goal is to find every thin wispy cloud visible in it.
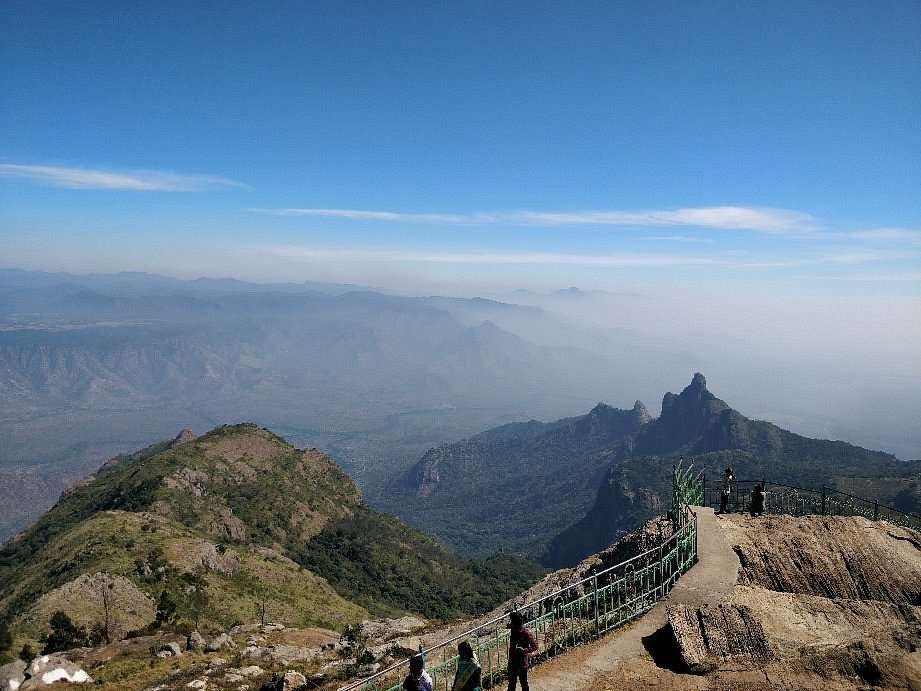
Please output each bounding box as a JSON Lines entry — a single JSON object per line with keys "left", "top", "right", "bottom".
{"left": 848, "top": 227, "right": 921, "bottom": 243}
{"left": 249, "top": 205, "right": 817, "bottom": 234}
{"left": 250, "top": 208, "right": 465, "bottom": 223}
{"left": 0, "top": 163, "right": 248, "bottom": 191}
{"left": 261, "top": 245, "right": 726, "bottom": 267}
{"left": 646, "top": 235, "right": 716, "bottom": 244}
{"left": 257, "top": 244, "right": 915, "bottom": 271}
{"left": 819, "top": 248, "right": 917, "bottom": 265}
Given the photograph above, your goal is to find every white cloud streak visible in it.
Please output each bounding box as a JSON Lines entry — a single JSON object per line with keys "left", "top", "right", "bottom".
{"left": 818, "top": 249, "right": 918, "bottom": 265}
{"left": 249, "top": 207, "right": 466, "bottom": 223}
{"left": 261, "top": 245, "right": 726, "bottom": 267}
{"left": 848, "top": 227, "right": 921, "bottom": 243}
{"left": 0, "top": 163, "right": 248, "bottom": 191}
{"left": 258, "top": 245, "right": 917, "bottom": 270}
{"left": 249, "top": 205, "right": 817, "bottom": 234}
{"left": 646, "top": 235, "right": 716, "bottom": 244}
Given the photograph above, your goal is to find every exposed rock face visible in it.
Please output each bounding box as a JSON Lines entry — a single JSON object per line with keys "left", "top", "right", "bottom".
{"left": 193, "top": 540, "right": 241, "bottom": 576}
{"left": 667, "top": 603, "right": 772, "bottom": 673}
{"left": 205, "top": 507, "right": 247, "bottom": 542}
{"left": 156, "top": 641, "right": 183, "bottom": 658}
{"left": 633, "top": 372, "right": 732, "bottom": 455}
{"left": 556, "top": 512, "right": 921, "bottom": 690}
{"left": 283, "top": 670, "right": 307, "bottom": 688}
{"left": 186, "top": 631, "right": 205, "bottom": 651}
{"left": 205, "top": 633, "right": 236, "bottom": 652}
{"left": 544, "top": 469, "right": 665, "bottom": 568}
{"left": 721, "top": 514, "right": 921, "bottom": 604}
{"left": 171, "top": 428, "right": 196, "bottom": 446}
{"left": 25, "top": 572, "right": 155, "bottom": 641}
{"left": 165, "top": 468, "right": 209, "bottom": 497}
{"left": 668, "top": 514, "right": 921, "bottom": 689}
{"left": 21, "top": 655, "right": 92, "bottom": 687}
{"left": 415, "top": 461, "right": 441, "bottom": 497}
{"left": 0, "top": 659, "right": 26, "bottom": 691}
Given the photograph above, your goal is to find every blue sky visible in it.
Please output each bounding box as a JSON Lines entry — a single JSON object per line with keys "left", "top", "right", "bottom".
{"left": 1, "top": 0, "right": 920, "bottom": 292}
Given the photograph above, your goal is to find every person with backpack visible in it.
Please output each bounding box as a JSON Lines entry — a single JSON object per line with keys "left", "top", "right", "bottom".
{"left": 507, "top": 612, "right": 537, "bottom": 691}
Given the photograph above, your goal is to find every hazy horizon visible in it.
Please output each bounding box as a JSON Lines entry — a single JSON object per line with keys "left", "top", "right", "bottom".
{"left": 2, "top": 2, "right": 920, "bottom": 463}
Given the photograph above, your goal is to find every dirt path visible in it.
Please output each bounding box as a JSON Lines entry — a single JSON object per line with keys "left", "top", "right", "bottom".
{"left": 529, "top": 507, "right": 740, "bottom": 691}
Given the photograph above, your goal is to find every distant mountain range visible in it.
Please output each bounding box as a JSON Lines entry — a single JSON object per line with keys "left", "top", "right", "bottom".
{"left": 388, "top": 373, "right": 919, "bottom": 565}
{"left": 0, "top": 424, "right": 541, "bottom": 641}
{"left": 0, "top": 269, "right": 697, "bottom": 541}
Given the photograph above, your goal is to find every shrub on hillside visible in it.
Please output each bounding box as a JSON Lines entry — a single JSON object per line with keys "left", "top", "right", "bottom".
{"left": 42, "top": 611, "right": 89, "bottom": 653}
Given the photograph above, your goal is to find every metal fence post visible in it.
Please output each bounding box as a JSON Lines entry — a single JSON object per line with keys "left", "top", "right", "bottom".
{"left": 693, "top": 512, "right": 699, "bottom": 564}
{"left": 821, "top": 486, "right": 827, "bottom": 515}
{"left": 593, "top": 574, "right": 599, "bottom": 635}
{"left": 874, "top": 499, "right": 879, "bottom": 521}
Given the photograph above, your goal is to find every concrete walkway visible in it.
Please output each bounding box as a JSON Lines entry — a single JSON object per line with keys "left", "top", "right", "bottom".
{"left": 529, "top": 507, "right": 740, "bottom": 691}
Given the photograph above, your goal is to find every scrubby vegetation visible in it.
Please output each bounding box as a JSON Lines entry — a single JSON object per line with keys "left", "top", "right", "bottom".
{"left": 299, "top": 506, "right": 544, "bottom": 619}
{"left": 0, "top": 618, "right": 12, "bottom": 664}
{"left": 42, "top": 611, "right": 89, "bottom": 653}
{"left": 0, "top": 424, "right": 543, "bottom": 651}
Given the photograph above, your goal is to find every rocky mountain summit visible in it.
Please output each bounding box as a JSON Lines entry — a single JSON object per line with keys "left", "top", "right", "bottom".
{"left": 660, "top": 513, "right": 921, "bottom": 689}
{"left": 0, "top": 424, "right": 542, "bottom": 688}
{"left": 391, "top": 373, "right": 917, "bottom": 564}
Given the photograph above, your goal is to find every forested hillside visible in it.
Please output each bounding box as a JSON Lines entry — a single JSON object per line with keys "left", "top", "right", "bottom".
{"left": 389, "top": 374, "right": 916, "bottom": 564}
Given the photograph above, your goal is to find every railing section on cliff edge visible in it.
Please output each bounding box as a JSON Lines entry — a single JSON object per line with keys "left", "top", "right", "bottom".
{"left": 702, "top": 479, "right": 921, "bottom": 531}
{"left": 339, "top": 463, "right": 703, "bottom": 691}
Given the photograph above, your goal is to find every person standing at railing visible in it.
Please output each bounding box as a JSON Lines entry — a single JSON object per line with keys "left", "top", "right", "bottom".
{"left": 452, "top": 641, "right": 481, "bottom": 691}
{"left": 718, "top": 485, "right": 730, "bottom": 515}
{"left": 507, "top": 612, "right": 537, "bottom": 691}
{"left": 750, "top": 484, "right": 765, "bottom": 517}
{"left": 717, "top": 466, "right": 734, "bottom": 514}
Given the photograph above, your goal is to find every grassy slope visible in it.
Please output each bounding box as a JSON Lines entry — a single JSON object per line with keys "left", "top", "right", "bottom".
{"left": 0, "top": 424, "right": 542, "bottom": 642}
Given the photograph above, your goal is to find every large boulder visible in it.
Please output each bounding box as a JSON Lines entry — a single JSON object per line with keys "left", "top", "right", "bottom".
{"left": 666, "top": 604, "right": 772, "bottom": 673}
{"left": 283, "top": 671, "right": 306, "bottom": 689}
{"left": 205, "top": 633, "right": 235, "bottom": 652}
{"left": 19, "top": 655, "right": 92, "bottom": 688}
{"left": 186, "top": 631, "right": 205, "bottom": 651}
{"left": 156, "top": 641, "right": 183, "bottom": 658}
{"left": 258, "top": 670, "right": 307, "bottom": 690}
{"left": 0, "top": 659, "right": 26, "bottom": 691}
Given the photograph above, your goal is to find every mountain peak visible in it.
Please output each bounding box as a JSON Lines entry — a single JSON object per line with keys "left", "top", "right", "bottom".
{"left": 170, "top": 428, "right": 196, "bottom": 446}
{"left": 689, "top": 372, "right": 707, "bottom": 391}
{"left": 661, "top": 391, "right": 678, "bottom": 413}
{"left": 633, "top": 400, "right": 652, "bottom": 423}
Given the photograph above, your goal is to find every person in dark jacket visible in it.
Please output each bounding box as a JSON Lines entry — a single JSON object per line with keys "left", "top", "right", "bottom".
{"left": 507, "top": 612, "right": 537, "bottom": 691}
{"left": 750, "top": 484, "right": 765, "bottom": 516}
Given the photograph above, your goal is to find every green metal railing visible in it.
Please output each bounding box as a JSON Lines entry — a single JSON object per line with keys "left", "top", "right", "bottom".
{"left": 702, "top": 479, "right": 921, "bottom": 531}
{"left": 340, "top": 474, "right": 701, "bottom": 691}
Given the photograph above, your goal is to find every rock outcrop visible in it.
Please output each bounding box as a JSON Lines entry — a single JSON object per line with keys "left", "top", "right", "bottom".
{"left": 721, "top": 514, "right": 921, "bottom": 604}
{"left": 667, "top": 603, "right": 772, "bottom": 673}
{"left": 21, "top": 655, "right": 92, "bottom": 687}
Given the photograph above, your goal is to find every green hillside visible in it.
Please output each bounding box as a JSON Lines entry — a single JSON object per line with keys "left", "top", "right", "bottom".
{"left": 545, "top": 374, "right": 919, "bottom": 566}
{"left": 0, "top": 424, "right": 541, "bottom": 644}
{"left": 390, "top": 373, "right": 914, "bottom": 565}
{"left": 380, "top": 401, "right": 651, "bottom": 556}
